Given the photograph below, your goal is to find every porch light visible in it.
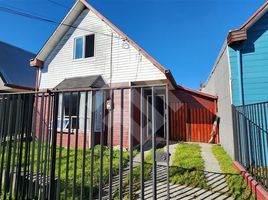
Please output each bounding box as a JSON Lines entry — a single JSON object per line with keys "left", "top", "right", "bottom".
{"left": 106, "top": 99, "right": 113, "bottom": 111}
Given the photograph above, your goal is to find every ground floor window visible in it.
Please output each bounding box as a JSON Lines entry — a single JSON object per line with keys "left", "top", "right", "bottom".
{"left": 57, "top": 91, "right": 104, "bottom": 133}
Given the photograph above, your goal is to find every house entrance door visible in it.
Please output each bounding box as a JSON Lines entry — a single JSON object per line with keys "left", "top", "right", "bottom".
{"left": 147, "top": 95, "right": 165, "bottom": 138}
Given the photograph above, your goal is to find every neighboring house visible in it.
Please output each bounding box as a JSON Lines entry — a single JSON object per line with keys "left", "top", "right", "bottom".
{"left": 201, "top": 1, "right": 268, "bottom": 158}
{"left": 30, "top": 0, "right": 218, "bottom": 148}
{"left": 0, "top": 41, "right": 36, "bottom": 92}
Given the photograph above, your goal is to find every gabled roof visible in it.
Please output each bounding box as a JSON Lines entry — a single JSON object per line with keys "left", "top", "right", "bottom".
{"left": 228, "top": 1, "right": 268, "bottom": 45}
{"left": 0, "top": 41, "right": 36, "bottom": 90}
{"left": 31, "top": 0, "right": 177, "bottom": 88}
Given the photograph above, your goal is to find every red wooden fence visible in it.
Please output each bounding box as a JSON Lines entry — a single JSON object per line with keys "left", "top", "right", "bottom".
{"left": 170, "top": 102, "right": 216, "bottom": 143}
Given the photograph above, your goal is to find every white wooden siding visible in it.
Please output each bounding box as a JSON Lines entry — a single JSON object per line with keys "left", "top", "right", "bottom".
{"left": 40, "top": 9, "right": 166, "bottom": 89}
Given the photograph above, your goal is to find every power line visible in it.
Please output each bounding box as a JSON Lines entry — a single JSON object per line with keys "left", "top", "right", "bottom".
{"left": 46, "top": 0, "right": 106, "bottom": 24}
{"left": 0, "top": 5, "right": 121, "bottom": 40}
{"left": 47, "top": 0, "right": 71, "bottom": 10}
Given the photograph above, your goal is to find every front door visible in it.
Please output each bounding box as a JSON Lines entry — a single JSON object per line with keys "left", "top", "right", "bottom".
{"left": 147, "top": 95, "right": 165, "bottom": 138}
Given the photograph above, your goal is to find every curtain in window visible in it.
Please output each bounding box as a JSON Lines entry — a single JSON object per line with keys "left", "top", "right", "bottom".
{"left": 94, "top": 91, "right": 103, "bottom": 132}
{"left": 79, "top": 91, "right": 92, "bottom": 132}
{"left": 57, "top": 93, "right": 63, "bottom": 129}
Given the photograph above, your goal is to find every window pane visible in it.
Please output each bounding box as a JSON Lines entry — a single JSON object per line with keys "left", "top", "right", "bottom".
{"left": 85, "top": 34, "right": 95, "bottom": 58}
{"left": 64, "top": 93, "right": 80, "bottom": 130}
{"left": 64, "top": 93, "right": 79, "bottom": 116}
{"left": 74, "top": 37, "right": 83, "bottom": 59}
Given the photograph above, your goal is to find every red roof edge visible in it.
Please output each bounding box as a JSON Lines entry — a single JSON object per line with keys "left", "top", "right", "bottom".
{"left": 177, "top": 85, "right": 218, "bottom": 100}
{"left": 240, "top": 1, "right": 268, "bottom": 30}
{"left": 228, "top": 1, "right": 268, "bottom": 45}
{"left": 165, "top": 70, "right": 178, "bottom": 89}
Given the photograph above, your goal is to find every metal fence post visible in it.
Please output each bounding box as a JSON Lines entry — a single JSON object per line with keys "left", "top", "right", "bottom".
{"left": 152, "top": 86, "right": 157, "bottom": 200}
{"left": 166, "top": 85, "right": 170, "bottom": 200}
{"left": 49, "top": 92, "right": 58, "bottom": 200}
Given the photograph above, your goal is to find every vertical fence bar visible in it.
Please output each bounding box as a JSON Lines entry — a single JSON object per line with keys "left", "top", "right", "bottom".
{"left": 242, "top": 105, "right": 249, "bottom": 168}
{"left": 4, "top": 95, "right": 14, "bottom": 200}
{"left": 80, "top": 91, "right": 88, "bottom": 200}
{"left": 9, "top": 95, "right": 21, "bottom": 198}
{"left": 49, "top": 92, "right": 58, "bottom": 200}
{"left": 129, "top": 89, "right": 133, "bottom": 200}
{"left": 166, "top": 85, "right": 170, "bottom": 200}
{"left": 64, "top": 92, "right": 72, "bottom": 200}
{"left": 43, "top": 94, "right": 51, "bottom": 200}
{"left": 15, "top": 94, "right": 25, "bottom": 199}
{"left": 0, "top": 95, "right": 9, "bottom": 198}
{"left": 35, "top": 93, "right": 45, "bottom": 198}
{"left": 56, "top": 92, "right": 65, "bottom": 200}
{"left": 29, "top": 92, "right": 38, "bottom": 199}
{"left": 90, "top": 91, "right": 96, "bottom": 200}
{"left": 109, "top": 89, "right": 114, "bottom": 199}
{"left": 99, "top": 90, "right": 105, "bottom": 200}
{"left": 152, "top": 86, "right": 157, "bottom": 200}
{"left": 249, "top": 105, "right": 256, "bottom": 172}
{"left": 72, "top": 92, "right": 80, "bottom": 200}
{"left": 40, "top": 95, "right": 47, "bottom": 198}
{"left": 140, "top": 87, "right": 144, "bottom": 200}
{"left": 22, "top": 94, "right": 34, "bottom": 199}
{"left": 264, "top": 103, "right": 268, "bottom": 188}
{"left": 118, "top": 89, "right": 124, "bottom": 200}
{"left": 258, "top": 104, "right": 265, "bottom": 182}
{"left": 47, "top": 95, "right": 54, "bottom": 198}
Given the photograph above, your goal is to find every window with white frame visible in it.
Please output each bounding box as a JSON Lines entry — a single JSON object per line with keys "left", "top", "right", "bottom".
{"left": 74, "top": 34, "right": 95, "bottom": 60}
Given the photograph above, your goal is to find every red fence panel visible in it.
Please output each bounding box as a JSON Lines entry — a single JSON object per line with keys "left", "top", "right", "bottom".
{"left": 170, "top": 103, "right": 216, "bottom": 143}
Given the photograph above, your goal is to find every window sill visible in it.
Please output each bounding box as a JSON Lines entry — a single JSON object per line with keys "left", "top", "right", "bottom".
{"left": 73, "top": 56, "right": 95, "bottom": 62}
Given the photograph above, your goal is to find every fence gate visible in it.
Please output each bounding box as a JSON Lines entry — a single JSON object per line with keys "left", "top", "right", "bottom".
{"left": 0, "top": 85, "right": 171, "bottom": 200}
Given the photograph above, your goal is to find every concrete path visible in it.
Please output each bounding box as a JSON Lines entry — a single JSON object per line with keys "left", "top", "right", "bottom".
{"left": 200, "top": 143, "right": 231, "bottom": 194}
{"left": 102, "top": 142, "right": 234, "bottom": 199}
{"left": 135, "top": 165, "right": 233, "bottom": 200}
{"left": 134, "top": 142, "right": 233, "bottom": 199}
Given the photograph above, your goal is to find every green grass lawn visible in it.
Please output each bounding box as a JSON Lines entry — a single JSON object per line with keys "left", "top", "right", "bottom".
{"left": 212, "top": 145, "right": 254, "bottom": 200}
{"left": 170, "top": 143, "right": 208, "bottom": 189}
{"left": 56, "top": 145, "right": 134, "bottom": 199}
{"left": 0, "top": 140, "right": 136, "bottom": 199}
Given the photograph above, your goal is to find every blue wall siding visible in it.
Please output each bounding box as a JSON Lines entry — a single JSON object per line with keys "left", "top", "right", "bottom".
{"left": 229, "top": 12, "right": 268, "bottom": 106}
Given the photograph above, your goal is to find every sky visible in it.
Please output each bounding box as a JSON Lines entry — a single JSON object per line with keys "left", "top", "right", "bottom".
{"left": 0, "top": 0, "right": 266, "bottom": 89}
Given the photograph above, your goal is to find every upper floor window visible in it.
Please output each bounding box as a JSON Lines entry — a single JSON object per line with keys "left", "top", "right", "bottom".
{"left": 74, "top": 34, "right": 95, "bottom": 60}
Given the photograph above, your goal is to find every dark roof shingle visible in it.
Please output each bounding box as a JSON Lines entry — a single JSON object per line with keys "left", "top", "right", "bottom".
{"left": 54, "top": 75, "right": 106, "bottom": 90}
{"left": 0, "top": 41, "right": 36, "bottom": 88}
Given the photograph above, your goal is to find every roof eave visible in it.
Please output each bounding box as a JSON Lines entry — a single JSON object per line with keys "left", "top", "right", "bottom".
{"left": 177, "top": 85, "right": 218, "bottom": 100}
{"left": 34, "top": 0, "right": 85, "bottom": 62}
{"left": 4, "top": 83, "right": 35, "bottom": 91}
{"left": 228, "top": 1, "right": 268, "bottom": 46}
{"left": 227, "top": 29, "right": 247, "bottom": 46}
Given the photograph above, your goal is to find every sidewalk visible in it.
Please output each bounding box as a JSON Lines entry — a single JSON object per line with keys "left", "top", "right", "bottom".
{"left": 200, "top": 143, "right": 232, "bottom": 196}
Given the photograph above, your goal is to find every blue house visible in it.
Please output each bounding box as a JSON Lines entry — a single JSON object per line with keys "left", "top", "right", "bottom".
{"left": 202, "top": 2, "right": 268, "bottom": 193}
{"left": 202, "top": 1, "right": 268, "bottom": 158}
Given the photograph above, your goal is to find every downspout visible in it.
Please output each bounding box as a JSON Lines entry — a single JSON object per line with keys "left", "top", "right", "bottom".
{"left": 109, "top": 32, "right": 113, "bottom": 87}
{"left": 35, "top": 68, "right": 40, "bottom": 91}
{"left": 237, "top": 47, "right": 250, "bottom": 166}
{"left": 237, "top": 49, "right": 245, "bottom": 106}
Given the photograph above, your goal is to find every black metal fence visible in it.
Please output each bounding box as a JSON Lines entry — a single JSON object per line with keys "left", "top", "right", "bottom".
{"left": 0, "top": 85, "right": 170, "bottom": 200}
{"left": 232, "top": 102, "right": 268, "bottom": 190}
